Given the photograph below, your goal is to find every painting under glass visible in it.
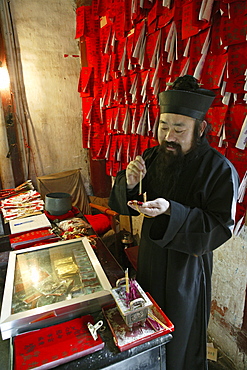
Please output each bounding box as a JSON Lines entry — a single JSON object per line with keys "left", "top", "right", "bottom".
{"left": 0, "top": 238, "right": 112, "bottom": 339}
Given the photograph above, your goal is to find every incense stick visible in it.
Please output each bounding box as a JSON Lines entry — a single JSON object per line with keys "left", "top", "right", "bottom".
{"left": 125, "top": 268, "right": 129, "bottom": 294}
{"left": 148, "top": 310, "right": 170, "bottom": 330}
{"left": 139, "top": 170, "right": 142, "bottom": 195}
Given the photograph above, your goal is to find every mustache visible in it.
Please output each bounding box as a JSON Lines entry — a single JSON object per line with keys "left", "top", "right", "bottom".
{"left": 160, "top": 141, "right": 181, "bottom": 150}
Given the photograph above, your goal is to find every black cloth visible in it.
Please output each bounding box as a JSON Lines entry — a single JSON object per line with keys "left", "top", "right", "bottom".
{"left": 109, "top": 136, "right": 239, "bottom": 370}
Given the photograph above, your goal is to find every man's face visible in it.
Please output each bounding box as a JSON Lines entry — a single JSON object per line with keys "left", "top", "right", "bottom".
{"left": 158, "top": 113, "right": 200, "bottom": 155}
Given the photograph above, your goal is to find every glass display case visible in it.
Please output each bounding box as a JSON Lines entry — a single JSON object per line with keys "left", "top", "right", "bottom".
{"left": 0, "top": 237, "right": 113, "bottom": 339}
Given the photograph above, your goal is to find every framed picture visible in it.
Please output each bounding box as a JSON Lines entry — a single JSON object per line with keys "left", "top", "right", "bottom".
{"left": 0, "top": 237, "right": 112, "bottom": 340}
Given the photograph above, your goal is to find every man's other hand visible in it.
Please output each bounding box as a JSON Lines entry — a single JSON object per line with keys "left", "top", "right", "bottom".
{"left": 126, "top": 155, "right": 146, "bottom": 190}
{"left": 128, "top": 198, "right": 170, "bottom": 217}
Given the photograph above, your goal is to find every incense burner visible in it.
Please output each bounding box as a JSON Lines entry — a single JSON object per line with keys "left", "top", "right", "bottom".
{"left": 111, "top": 278, "right": 153, "bottom": 328}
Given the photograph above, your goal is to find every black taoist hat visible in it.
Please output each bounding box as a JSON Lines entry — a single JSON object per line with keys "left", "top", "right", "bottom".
{"left": 159, "top": 75, "right": 215, "bottom": 120}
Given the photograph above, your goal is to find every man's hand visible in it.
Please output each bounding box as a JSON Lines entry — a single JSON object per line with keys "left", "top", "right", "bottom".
{"left": 128, "top": 198, "right": 170, "bottom": 217}
{"left": 126, "top": 155, "right": 146, "bottom": 190}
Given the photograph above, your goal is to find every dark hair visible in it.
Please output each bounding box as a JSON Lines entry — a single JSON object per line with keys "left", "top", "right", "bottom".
{"left": 172, "top": 75, "right": 200, "bottom": 91}
{"left": 193, "top": 118, "right": 211, "bottom": 150}
{"left": 171, "top": 75, "right": 215, "bottom": 98}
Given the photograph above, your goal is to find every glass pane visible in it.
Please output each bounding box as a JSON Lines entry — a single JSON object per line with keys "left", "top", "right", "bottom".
{"left": 11, "top": 241, "right": 103, "bottom": 314}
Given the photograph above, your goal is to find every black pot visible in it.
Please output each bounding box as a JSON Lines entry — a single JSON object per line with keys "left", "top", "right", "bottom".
{"left": 45, "top": 192, "right": 72, "bottom": 216}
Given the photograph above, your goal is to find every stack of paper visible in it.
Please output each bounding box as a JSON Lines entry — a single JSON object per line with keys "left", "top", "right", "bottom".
{"left": 0, "top": 190, "right": 44, "bottom": 222}
{"left": 9, "top": 228, "right": 59, "bottom": 250}
{"left": 8, "top": 214, "right": 58, "bottom": 250}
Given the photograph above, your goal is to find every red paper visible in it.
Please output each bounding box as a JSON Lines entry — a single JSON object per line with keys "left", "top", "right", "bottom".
{"left": 228, "top": 1, "right": 247, "bottom": 18}
{"left": 225, "top": 105, "right": 247, "bottom": 144}
{"left": 234, "top": 203, "right": 247, "bottom": 233}
{"left": 187, "top": 28, "right": 212, "bottom": 76}
{"left": 124, "top": 0, "right": 133, "bottom": 32}
{"left": 205, "top": 106, "right": 228, "bottom": 137}
{"left": 14, "top": 315, "right": 104, "bottom": 370}
{"left": 158, "top": 6, "right": 175, "bottom": 28}
{"left": 182, "top": 2, "right": 201, "bottom": 40}
{"left": 112, "top": 160, "right": 121, "bottom": 176}
{"left": 114, "top": 0, "right": 126, "bottom": 40}
{"left": 78, "top": 67, "right": 94, "bottom": 97}
{"left": 75, "top": 6, "right": 95, "bottom": 39}
{"left": 207, "top": 135, "right": 227, "bottom": 155}
{"left": 9, "top": 228, "right": 58, "bottom": 250}
{"left": 85, "top": 35, "right": 102, "bottom": 97}
{"left": 108, "top": 134, "right": 118, "bottom": 161}
{"left": 129, "top": 134, "right": 139, "bottom": 161}
{"left": 75, "top": 6, "right": 87, "bottom": 39}
{"left": 225, "top": 79, "right": 246, "bottom": 95}
{"left": 145, "top": 31, "right": 159, "bottom": 68}
{"left": 228, "top": 42, "right": 247, "bottom": 81}
{"left": 220, "top": 15, "right": 247, "bottom": 47}
{"left": 147, "top": 0, "right": 163, "bottom": 26}
{"left": 225, "top": 145, "right": 247, "bottom": 180}
{"left": 90, "top": 123, "right": 107, "bottom": 159}
{"left": 209, "top": 11, "right": 226, "bottom": 55}
{"left": 100, "top": 23, "right": 112, "bottom": 55}
{"left": 105, "top": 160, "right": 113, "bottom": 176}
{"left": 139, "top": 136, "right": 150, "bottom": 156}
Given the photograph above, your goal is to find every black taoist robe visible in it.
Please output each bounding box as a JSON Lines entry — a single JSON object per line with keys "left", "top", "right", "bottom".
{"left": 109, "top": 136, "right": 239, "bottom": 370}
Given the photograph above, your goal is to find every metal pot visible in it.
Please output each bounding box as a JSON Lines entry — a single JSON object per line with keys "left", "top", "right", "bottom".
{"left": 45, "top": 192, "right": 72, "bottom": 216}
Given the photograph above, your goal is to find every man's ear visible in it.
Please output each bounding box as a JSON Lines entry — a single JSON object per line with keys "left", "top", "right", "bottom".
{"left": 200, "top": 120, "right": 207, "bottom": 137}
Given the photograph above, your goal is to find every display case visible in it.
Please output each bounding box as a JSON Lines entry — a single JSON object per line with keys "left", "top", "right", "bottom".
{"left": 0, "top": 237, "right": 113, "bottom": 340}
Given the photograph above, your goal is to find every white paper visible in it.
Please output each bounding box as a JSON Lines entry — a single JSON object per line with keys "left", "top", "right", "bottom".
{"left": 9, "top": 213, "right": 51, "bottom": 234}
{"left": 141, "top": 71, "right": 149, "bottom": 103}
{"left": 105, "top": 135, "right": 111, "bottom": 160}
{"left": 236, "top": 115, "right": 247, "bottom": 150}
{"left": 238, "top": 171, "right": 247, "bottom": 203}
{"left": 150, "top": 30, "right": 161, "bottom": 69}
{"left": 131, "top": 108, "right": 137, "bottom": 134}
{"left": 152, "top": 114, "right": 159, "bottom": 138}
{"left": 113, "top": 108, "right": 120, "bottom": 131}
{"left": 199, "top": 0, "right": 214, "bottom": 22}
{"left": 183, "top": 38, "right": 191, "bottom": 57}
{"left": 222, "top": 91, "right": 231, "bottom": 105}
{"left": 87, "top": 123, "right": 91, "bottom": 149}
{"left": 132, "top": 22, "right": 145, "bottom": 60}
{"left": 123, "top": 107, "right": 130, "bottom": 134}
{"left": 180, "top": 57, "right": 190, "bottom": 76}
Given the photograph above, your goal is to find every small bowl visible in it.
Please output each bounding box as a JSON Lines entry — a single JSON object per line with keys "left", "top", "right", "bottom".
{"left": 45, "top": 192, "right": 72, "bottom": 216}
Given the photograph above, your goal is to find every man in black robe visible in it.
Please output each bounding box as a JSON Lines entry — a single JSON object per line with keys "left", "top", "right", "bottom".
{"left": 109, "top": 75, "right": 239, "bottom": 370}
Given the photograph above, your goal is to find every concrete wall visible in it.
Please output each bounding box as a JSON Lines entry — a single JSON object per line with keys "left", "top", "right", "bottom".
{"left": 208, "top": 226, "right": 247, "bottom": 369}
{"left": 0, "top": 100, "right": 14, "bottom": 188}
{"left": 0, "top": 0, "right": 90, "bottom": 191}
